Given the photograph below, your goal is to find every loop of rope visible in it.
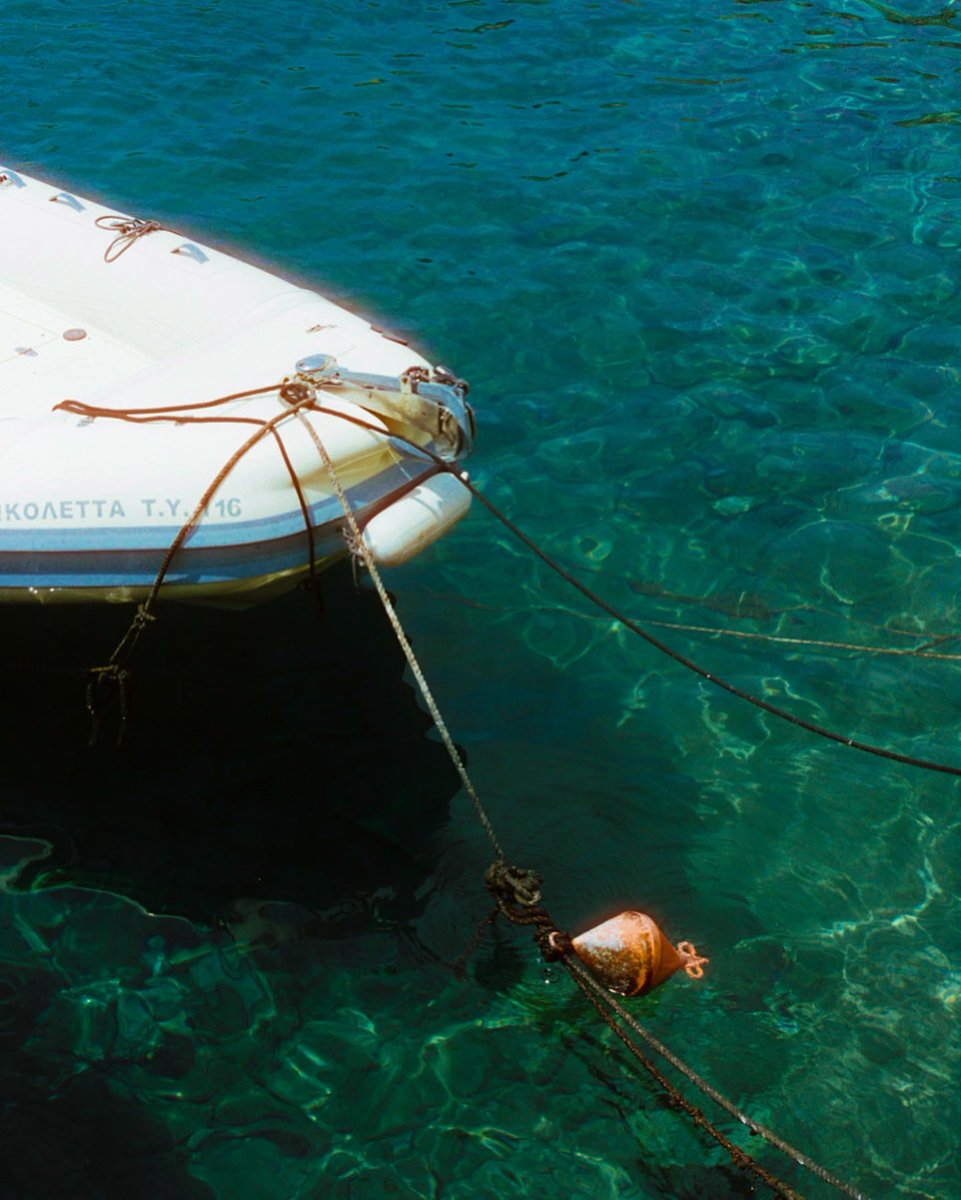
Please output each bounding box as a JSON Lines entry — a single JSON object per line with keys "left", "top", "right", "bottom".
{"left": 484, "top": 859, "right": 543, "bottom": 908}
{"left": 93, "top": 214, "right": 165, "bottom": 262}
{"left": 483, "top": 861, "right": 563, "bottom": 963}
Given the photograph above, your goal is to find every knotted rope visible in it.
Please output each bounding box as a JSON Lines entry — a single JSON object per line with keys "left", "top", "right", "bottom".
{"left": 57, "top": 377, "right": 961, "bottom": 774}
{"left": 72, "top": 381, "right": 320, "bottom": 743}
{"left": 676, "top": 940, "right": 709, "bottom": 978}
{"left": 94, "top": 214, "right": 165, "bottom": 262}
{"left": 482, "top": 864, "right": 867, "bottom": 1200}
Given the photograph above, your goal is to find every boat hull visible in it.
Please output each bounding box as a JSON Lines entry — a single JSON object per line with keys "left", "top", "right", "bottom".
{"left": 0, "top": 168, "right": 473, "bottom": 605}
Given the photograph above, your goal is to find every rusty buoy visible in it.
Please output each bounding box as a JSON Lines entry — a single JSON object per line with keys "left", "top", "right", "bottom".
{"left": 562, "top": 911, "right": 708, "bottom": 997}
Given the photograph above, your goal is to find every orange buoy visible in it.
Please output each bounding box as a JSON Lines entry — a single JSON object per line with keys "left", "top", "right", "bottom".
{"left": 566, "top": 911, "right": 708, "bottom": 997}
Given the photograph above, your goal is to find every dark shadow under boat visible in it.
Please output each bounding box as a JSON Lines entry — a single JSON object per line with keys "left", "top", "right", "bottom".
{"left": 0, "top": 562, "right": 459, "bottom": 932}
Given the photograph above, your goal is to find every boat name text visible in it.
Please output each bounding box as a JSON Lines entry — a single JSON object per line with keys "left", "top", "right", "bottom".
{"left": 0, "top": 497, "right": 244, "bottom": 522}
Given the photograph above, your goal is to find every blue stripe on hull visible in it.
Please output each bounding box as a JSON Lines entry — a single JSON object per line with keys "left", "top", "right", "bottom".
{"left": 0, "top": 461, "right": 434, "bottom": 590}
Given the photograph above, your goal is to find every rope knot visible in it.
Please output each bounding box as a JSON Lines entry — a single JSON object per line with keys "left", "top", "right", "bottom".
{"left": 484, "top": 860, "right": 543, "bottom": 909}
{"left": 483, "top": 861, "right": 564, "bottom": 945}
{"left": 131, "top": 604, "right": 156, "bottom": 632}
{"left": 676, "top": 940, "right": 710, "bottom": 979}
{"left": 88, "top": 663, "right": 129, "bottom": 685}
{"left": 279, "top": 378, "right": 315, "bottom": 406}
{"left": 540, "top": 928, "right": 573, "bottom": 963}
{"left": 94, "top": 215, "right": 165, "bottom": 263}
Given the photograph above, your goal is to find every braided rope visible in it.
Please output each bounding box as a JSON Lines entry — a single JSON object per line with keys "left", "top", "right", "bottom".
{"left": 291, "top": 397, "right": 507, "bottom": 862}
{"left": 562, "top": 953, "right": 868, "bottom": 1200}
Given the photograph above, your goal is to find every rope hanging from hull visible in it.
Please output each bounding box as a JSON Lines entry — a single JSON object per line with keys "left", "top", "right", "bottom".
{"left": 58, "top": 379, "right": 961, "bottom": 778}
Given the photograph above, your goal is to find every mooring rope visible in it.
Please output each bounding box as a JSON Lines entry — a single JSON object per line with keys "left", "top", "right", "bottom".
{"left": 289, "top": 401, "right": 961, "bottom": 779}
{"left": 564, "top": 964, "right": 805, "bottom": 1200}
{"left": 285, "top": 387, "right": 507, "bottom": 863}
{"left": 61, "top": 378, "right": 873, "bottom": 1195}
{"left": 459, "top": 474, "right": 961, "bottom": 778}
{"left": 562, "top": 954, "right": 867, "bottom": 1200}
{"left": 60, "top": 377, "right": 961, "bottom": 776}
{"left": 412, "top": 589, "right": 961, "bottom": 664}
{"left": 482, "top": 867, "right": 874, "bottom": 1200}
{"left": 423, "top": 594, "right": 961, "bottom": 663}
{"left": 297, "top": 398, "right": 869, "bottom": 1200}
{"left": 631, "top": 617, "right": 961, "bottom": 662}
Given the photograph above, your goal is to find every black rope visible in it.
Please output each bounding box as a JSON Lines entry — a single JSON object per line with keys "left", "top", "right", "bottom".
{"left": 64, "top": 379, "right": 961, "bottom": 777}
{"left": 297, "top": 403, "right": 961, "bottom": 779}
{"left": 460, "top": 478, "right": 961, "bottom": 777}
{"left": 63, "top": 376, "right": 871, "bottom": 1196}
{"left": 482, "top": 863, "right": 871, "bottom": 1200}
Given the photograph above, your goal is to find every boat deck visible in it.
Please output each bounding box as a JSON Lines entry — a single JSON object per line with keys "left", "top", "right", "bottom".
{"left": 0, "top": 281, "right": 152, "bottom": 415}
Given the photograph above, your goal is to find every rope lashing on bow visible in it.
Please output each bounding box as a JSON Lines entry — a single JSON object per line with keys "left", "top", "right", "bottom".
{"left": 94, "top": 214, "right": 165, "bottom": 262}
{"left": 62, "top": 370, "right": 961, "bottom": 781}
{"left": 64, "top": 381, "right": 323, "bottom": 743}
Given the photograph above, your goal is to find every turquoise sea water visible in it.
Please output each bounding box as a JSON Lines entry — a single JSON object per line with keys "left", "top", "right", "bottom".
{"left": 2, "top": 0, "right": 961, "bottom": 1196}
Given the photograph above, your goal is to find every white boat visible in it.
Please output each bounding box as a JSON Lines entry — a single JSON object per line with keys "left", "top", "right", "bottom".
{"left": 0, "top": 167, "right": 474, "bottom": 606}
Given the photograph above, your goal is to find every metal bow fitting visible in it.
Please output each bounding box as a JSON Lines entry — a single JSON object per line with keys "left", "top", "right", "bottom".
{"left": 293, "top": 353, "right": 474, "bottom": 461}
